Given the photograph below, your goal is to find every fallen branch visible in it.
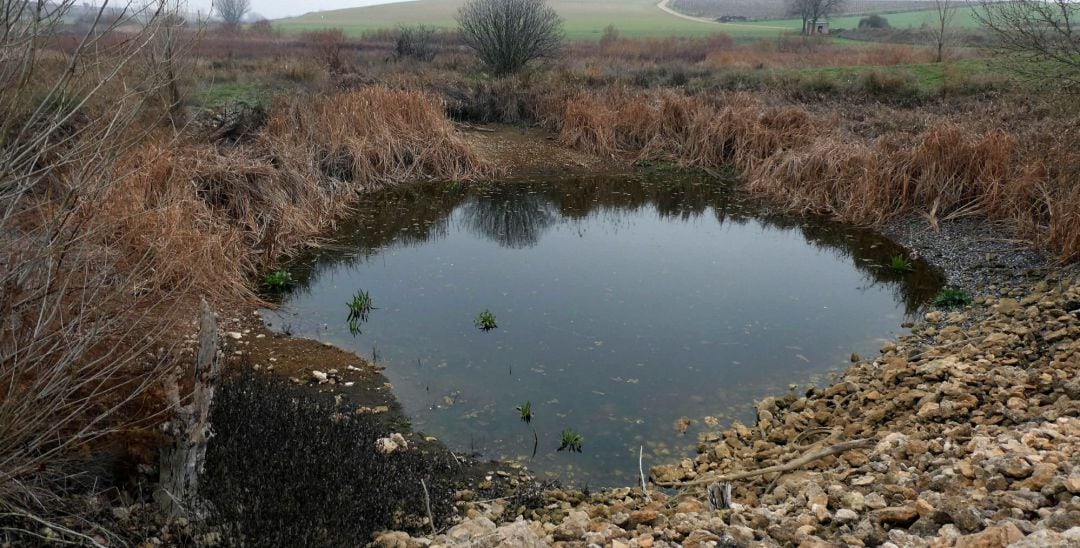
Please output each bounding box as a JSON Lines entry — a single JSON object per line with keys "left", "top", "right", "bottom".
{"left": 454, "top": 122, "right": 496, "bottom": 133}
{"left": 639, "top": 445, "right": 651, "bottom": 502}
{"left": 653, "top": 439, "right": 873, "bottom": 487}
{"left": 421, "top": 478, "right": 436, "bottom": 536}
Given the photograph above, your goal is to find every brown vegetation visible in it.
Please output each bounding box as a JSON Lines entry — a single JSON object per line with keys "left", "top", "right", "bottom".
{"left": 3, "top": 7, "right": 489, "bottom": 531}
{"left": 4, "top": 6, "right": 1079, "bottom": 541}
{"left": 540, "top": 89, "right": 1080, "bottom": 260}
{"left": 120, "top": 86, "right": 493, "bottom": 303}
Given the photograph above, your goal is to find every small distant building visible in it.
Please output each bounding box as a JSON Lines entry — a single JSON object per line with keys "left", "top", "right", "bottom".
{"left": 805, "top": 19, "right": 829, "bottom": 35}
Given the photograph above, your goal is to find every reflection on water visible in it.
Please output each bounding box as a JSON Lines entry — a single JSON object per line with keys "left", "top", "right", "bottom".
{"left": 265, "top": 174, "right": 942, "bottom": 486}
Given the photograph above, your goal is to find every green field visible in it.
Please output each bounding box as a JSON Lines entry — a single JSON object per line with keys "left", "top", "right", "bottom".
{"left": 742, "top": 5, "right": 983, "bottom": 32}
{"left": 275, "top": 0, "right": 984, "bottom": 41}
{"left": 276, "top": 0, "right": 779, "bottom": 40}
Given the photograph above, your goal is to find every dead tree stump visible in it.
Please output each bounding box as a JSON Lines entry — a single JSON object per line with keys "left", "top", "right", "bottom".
{"left": 155, "top": 298, "right": 221, "bottom": 518}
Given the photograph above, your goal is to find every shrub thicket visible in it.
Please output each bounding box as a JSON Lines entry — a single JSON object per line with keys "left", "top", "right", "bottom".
{"left": 858, "top": 14, "right": 891, "bottom": 29}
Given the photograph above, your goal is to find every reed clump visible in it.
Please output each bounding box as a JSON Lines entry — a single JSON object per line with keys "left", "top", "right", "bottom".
{"left": 543, "top": 88, "right": 1080, "bottom": 261}
{"left": 114, "top": 86, "right": 494, "bottom": 304}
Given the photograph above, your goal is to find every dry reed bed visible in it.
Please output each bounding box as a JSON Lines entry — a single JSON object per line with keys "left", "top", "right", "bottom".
{"left": 543, "top": 89, "right": 1080, "bottom": 261}
{"left": 109, "top": 86, "right": 492, "bottom": 304}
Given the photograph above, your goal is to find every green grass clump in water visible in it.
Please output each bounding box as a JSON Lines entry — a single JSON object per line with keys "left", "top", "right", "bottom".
{"left": 347, "top": 290, "right": 375, "bottom": 335}
{"left": 264, "top": 270, "right": 295, "bottom": 290}
{"left": 474, "top": 309, "right": 497, "bottom": 331}
{"left": 516, "top": 401, "right": 532, "bottom": 423}
{"left": 889, "top": 254, "right": 914, "bottom": 273}
{"left": 933, "top": 287, "right": 972, "bottom": 308}
{"left": 558, "top": 428, "right": 583, "bottom": 453}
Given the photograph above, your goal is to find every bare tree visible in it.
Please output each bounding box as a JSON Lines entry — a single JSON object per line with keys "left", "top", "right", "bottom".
{"left": 787, "top": 0, "right": 845, "bottom": 34}
{"left": 1, "top": 0, "right": 196, "bottom": 540}
{"left": 930, "top": 0, "right": 955, "bottom": 62}
{"left": 976, "top": 0, "right": 1080, "bottom": 89}
{"left": 216, "top": 0, "right": 250, "bottom": 28}
{"left": 457, "top": 0, "right": 563, "bottom": 75}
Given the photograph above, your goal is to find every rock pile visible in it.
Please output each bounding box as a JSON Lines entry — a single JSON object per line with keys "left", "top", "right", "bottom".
{"left": 373, "top": 277, "right": 1080, "bottom": 547}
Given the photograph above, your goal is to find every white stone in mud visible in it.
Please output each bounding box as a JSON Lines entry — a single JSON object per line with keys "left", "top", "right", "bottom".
{"left": 445, "top": 517, "right": 497, "bottom": 543}
{"left": 376, "top": 436, "right": 406, "bottom": 455}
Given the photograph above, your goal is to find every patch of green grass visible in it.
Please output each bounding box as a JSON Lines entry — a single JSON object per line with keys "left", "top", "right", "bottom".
{"left": 516, "top": 401, "right": 533, "bottom": 423}
{"left": 889, "top": 254, "right": 914, "bottom": 273}
{"left": 558, "top": 428, "right": 583, "bottom": 453}
{"left": 933, "top": 287, "right": 972, "bottom": 308}
{"left": 263, "top": 270, "right": 296, "bottom": 291}
{"left": 743, "top": 5, "right": 984, "bottom": 33}
{"left": 474, "top": 309, "right": 498, "bottom": 331}
{"left": 194, "top": 82, "right": 272, "bottom": 110}
{"left": 783, "top": 58, "right": 1007, "bottom": 96}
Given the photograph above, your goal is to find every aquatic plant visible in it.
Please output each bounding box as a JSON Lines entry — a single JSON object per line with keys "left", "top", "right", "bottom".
{"left": 889, "top": 254, "right": 913, "bottom": 273}
{"left": 933, "top": 287, "right": 972, "bottom": 308}
{"left": 264, "top": 270, "right": 296, "bottom": 290}
{"left": 558, "top": 428, "right": 583, "bottom": 453}
{"left": 474, "top": 309, "right": 498, "bottom": 331}
{"left": 516, "top": 401, "right": 532, "bottom": 423}
{"left": 347, "top": 290, "right": 375, "bottom": 322}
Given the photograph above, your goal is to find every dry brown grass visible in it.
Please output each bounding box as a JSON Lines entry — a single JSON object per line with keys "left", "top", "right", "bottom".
{"left": 1, "top": 78, "right": 491, "bottom": 532}
{"left": 115, "top": 86, "right": 493, "bottom": 302}
{"left": 544, "top": 88, "right": 1080, "bottom": 261}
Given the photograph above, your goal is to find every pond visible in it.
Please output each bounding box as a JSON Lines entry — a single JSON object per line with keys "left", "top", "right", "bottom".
{"left": 263, "top": 174, "right": 943, "bottom": 487}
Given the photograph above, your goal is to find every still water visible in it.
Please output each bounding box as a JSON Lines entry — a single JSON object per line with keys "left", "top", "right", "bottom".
{"left": 264, "top": 174, "right": 942, "bottom": 486}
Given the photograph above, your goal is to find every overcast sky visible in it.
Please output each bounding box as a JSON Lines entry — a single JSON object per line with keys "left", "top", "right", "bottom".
{"left": 185, "top": 0, "right": 406, "bottom": 20}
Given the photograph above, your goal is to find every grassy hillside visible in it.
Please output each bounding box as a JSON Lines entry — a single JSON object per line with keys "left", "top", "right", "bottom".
{"left": 275, "top": 0, "right": 777, "bottom": 40}
{"left": 275, "top": 0, "right": 984, "bottom": 41}
{"left": 743, "top": 5, "right": 984, "bottom": 32}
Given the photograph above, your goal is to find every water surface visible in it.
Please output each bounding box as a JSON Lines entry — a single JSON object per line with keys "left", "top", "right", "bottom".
{"left": 264, "top": 175, "right": 941, "bottom": 486}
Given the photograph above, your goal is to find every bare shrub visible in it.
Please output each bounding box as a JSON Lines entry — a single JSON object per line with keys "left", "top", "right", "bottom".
{"left": 858, "top": 14, "right": 890, "bottom": 29}
{"left": 457, "top": 0, "right": 563, "bottom": 75}
{"left": 396, "top": 25, "right": 437, "bottom": 61}
{"left": 976, "top": 0, "right": 1080, "bottom": 89}
{"left": 599, "top": 24, "right": 619, "bottom": 47}
{"left": 305, "top": 28, "right": 348, "bottom": 73}
{"left": 0, "top": 0, "right": 197, "bottom": 538}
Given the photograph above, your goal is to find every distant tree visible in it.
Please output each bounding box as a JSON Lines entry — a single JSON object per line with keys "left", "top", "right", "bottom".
{"left": 600, "top": 24, "right": 620, "bottom": 47}
{"left": 976, "top": 0, "right": 1080, "bottom": 89}
{"left": 930, "top": 0, "right": 955, "bottom": 62}
{"left": 857, "top": 14, "right": 890, "bottom": 29}
{"left": 457, "top": 0, "right": 563, "bottom": 75}
{"left": 787, "top": 0, "right": 845, "bottom": 34}
{"left": 216, "top": 0, "right": 251, "bottom": 29}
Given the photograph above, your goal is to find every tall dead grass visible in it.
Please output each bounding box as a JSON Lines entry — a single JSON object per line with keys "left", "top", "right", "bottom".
{"left": 544, "top": 89, "right": 1080, "bottom": 261}
{"left": 2, "top": 71, "right": 490, "bottom": 539}
{"left": 116, "top": 86, "right": 493, "bottom": 302}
